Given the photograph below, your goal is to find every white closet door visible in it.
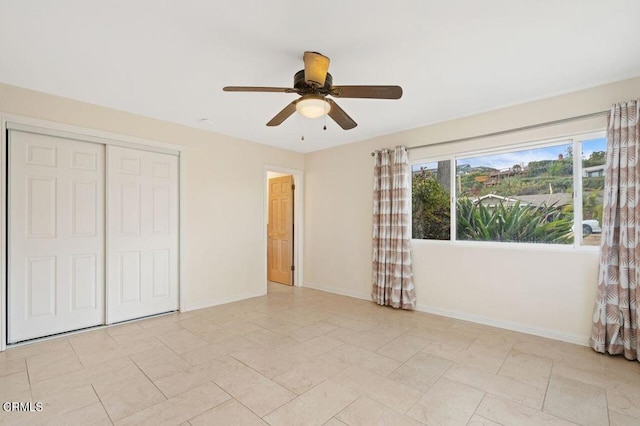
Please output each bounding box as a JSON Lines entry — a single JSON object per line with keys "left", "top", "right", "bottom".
{"left": 8, "top": 130, "right": 105, "bottom": 343}
{"left": 107, "top": 146, "right": 179, "bottom": 323}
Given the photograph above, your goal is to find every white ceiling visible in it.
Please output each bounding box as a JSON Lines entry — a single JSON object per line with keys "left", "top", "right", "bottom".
{"left": 1, "top": 1, "right": 640, "bottom": 153}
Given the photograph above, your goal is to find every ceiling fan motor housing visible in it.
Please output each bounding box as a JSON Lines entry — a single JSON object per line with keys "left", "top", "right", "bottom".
{"left": 294, "top": 70, "right": 333, "bottom": 95}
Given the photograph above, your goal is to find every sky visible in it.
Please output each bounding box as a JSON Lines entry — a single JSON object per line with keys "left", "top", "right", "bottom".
{"left": 413, "top": 137, "right": 606, "bottom": 171}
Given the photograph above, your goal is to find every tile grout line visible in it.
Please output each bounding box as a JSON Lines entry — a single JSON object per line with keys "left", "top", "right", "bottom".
{"left": 469, "top": 393, "right": 490, "bottom": 425}
{"left": 24, "top": 357, "right": 34, "bottom": 403}
{"left": 384, "top": 348, "right": 414, "bottom": 378}
{"left": 259, "top": 378, "right": 342, "bottom": 421}
{"left": 129, "top": 354, "right": 171, "bottom": 401}
{"left": 331, "top": 395, "right": 362, "bottom": 424}
{"left": 182, "top": 384, "right": 235, "bottom": 424}
{"left": 212, "top": 361, "right": 295, "bottom": 420}
{"left": 91, "top": 383, "right": 116, "bottom": 426}
{"left": 26, "top": 340, "right": 87, "bottom": 387}
{"left": 541, "top": 361, "right": 554, "bottom": 413}
{"left": 232, "top": 358, "right": 298, "bottom": 418}
{"left": 66, "top": 337, "right": 87, "bottom": 369}
{"left": 494, "top": 343, "right": 514, "bottom": 375}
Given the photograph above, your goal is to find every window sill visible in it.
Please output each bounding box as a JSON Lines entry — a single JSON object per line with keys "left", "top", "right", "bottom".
{"left": 410, "top": 238, "right": 601, "bottom": 253}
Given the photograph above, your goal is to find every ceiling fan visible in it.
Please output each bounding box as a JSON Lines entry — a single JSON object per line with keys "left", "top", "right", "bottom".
{"left": 223, "top": 51, "right": 403, "bottom": 130}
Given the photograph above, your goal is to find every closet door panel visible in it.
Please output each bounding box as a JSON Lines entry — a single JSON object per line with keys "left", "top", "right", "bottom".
{"left": 107, "top": 146, "right": 178, "bottom": 323}
{"left": 8, "top": 130, "right": 105, "bottom": 343}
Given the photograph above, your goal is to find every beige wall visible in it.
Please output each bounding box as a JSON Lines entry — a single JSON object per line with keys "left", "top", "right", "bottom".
{"left": 0, "top": 83, "right": 305, "bottom": 311}
{"left": 304, "top": 76, "right": 640, "bottom": 344}
{"left": 3, "top": 76, "right": 640, "bottom": 345}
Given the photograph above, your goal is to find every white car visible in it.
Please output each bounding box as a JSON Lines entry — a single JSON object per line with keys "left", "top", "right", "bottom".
{"left": 582, "top": 219, "right": 602, "bottom": 235}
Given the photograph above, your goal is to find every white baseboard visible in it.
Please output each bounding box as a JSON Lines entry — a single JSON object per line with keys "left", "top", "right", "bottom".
{"left": 303, "top": 282, "right": 371, "bottom": 302}
{"left": 302, "top": 282, "right": 589, "bottom": 346}
{"left": 182, "top": 290, "right": 266, "bottom": 313}
{"left": 416, "top": 303, "right": 590, "bottom": 346}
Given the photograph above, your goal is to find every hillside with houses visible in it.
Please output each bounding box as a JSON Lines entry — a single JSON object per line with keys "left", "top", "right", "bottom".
{"left": 412, "top": 149, "right": 606, "bottom": 243}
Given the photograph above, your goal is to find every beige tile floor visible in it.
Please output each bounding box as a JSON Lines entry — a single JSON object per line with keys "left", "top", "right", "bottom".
{"left": 1, "top": 283, "right": 640, "bottom": 425}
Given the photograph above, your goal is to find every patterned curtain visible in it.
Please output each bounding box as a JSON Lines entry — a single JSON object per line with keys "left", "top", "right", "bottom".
{"left": 590, "top": 100, "right": 640, "bottom": 360}
{"left": 372, "top": 146, "right": 416, "bottom": 310}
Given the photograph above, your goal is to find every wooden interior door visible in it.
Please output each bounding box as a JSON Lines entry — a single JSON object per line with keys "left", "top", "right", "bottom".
{"left": 8, "top": 130, "right": 105, "bottom": 343}
{"left": 267, "top": 175, "right": 293, "bottom": 285}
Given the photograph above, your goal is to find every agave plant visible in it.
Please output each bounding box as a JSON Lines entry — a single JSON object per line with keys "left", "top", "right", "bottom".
{"left": 456, "top": 198, "right": 574, "bottom": 244}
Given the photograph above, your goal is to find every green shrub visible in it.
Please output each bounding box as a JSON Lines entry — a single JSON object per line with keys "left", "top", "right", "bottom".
{"left": 412, "top": 174, "right": 450, "bottom": 240}
{"left": 456, "top": 198, "right": 573, "bottom": 244}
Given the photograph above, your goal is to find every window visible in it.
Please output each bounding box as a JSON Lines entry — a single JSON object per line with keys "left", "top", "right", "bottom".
{"left": 581, "top": 137, "right": 606, "bottom": 246}
{"left": 411, "top": 132, "right": 606, "bottom": 246}
{"left": 412, "top": 161, "right": 450, "bottom": 240}
{"left": 456, "top": 142, "right": 574, "bottom": 244}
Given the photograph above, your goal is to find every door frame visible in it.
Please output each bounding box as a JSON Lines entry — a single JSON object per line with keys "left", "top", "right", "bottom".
{"left": 0, "top": 113, "right": 187, "bottom": 351}
{"left": 264, "top": 165, "right": 304, "bottom": 291}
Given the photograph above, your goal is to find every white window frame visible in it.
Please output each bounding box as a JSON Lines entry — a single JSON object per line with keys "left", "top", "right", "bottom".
{"left": 410, "top": 130, "right": 607, "bottom": 250}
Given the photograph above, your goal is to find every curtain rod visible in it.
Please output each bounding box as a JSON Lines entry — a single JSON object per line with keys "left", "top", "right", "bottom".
{"left": 370, "top": 109, "right": 609, "bottom": 156}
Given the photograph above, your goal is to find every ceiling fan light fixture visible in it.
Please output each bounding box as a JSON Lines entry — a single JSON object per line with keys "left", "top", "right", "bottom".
{"left": 296, "top": 95, "right": 331, "bottom": 119}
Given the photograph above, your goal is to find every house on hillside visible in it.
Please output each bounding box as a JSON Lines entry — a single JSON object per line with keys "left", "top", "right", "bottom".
{"left": 583, "top": 164, "right": 605, "bottom": 177}
{"left": 472, "top": 193, "right": 572, "bottom": 208}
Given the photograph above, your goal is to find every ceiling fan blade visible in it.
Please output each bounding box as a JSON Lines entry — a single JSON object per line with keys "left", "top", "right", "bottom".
{"left": 330, "top": 85, "right": 403, "bottom": 99}
{"left": 327, "top": 99, "right": 357, "bottom": 130}
{"left": 223, "top": 86, "right": 298, "bottom": 93}
{"left": 266, "top": 100, "right": 298, "bottom": 126}
{"left": 303, "top": 51, "right": 330, "bottom": 87}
